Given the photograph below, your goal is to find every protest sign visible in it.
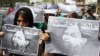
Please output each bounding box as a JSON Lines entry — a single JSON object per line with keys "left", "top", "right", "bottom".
{"left": 44, "top": 9, "right": 57, "bottom": 15}
{"left": 45, "top": 16, "right": 100, "bottom": 56}
{"left": 33, "top": 8, "right": 44, "bottom": 23}
{"left": 2, "top": 24, "right": 41, "bottom": 56}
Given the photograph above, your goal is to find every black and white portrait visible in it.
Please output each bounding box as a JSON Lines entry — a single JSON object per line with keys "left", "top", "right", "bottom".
{"left": 2, "top": 24, "right": 41, "bottom": 55}
{"left": 12, "top": 30, "right": 29, "bottom": 52}
{"left": 46, "top": 16, "right": 100, "bottom": 56}
{"left": 62, "top": 24, "right": 87, "bottom": 48}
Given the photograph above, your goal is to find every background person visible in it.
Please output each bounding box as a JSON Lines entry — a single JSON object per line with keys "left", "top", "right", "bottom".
{"left": 7, "top": 4, "right": 14, "bottom": 15}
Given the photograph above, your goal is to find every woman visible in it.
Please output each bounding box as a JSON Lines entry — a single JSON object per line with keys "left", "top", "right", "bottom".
{"left": 0, "top": 7, "right": 34, "bottom": 37}
{"left": 0, "top": 7, "right": 48, "bottom": 56}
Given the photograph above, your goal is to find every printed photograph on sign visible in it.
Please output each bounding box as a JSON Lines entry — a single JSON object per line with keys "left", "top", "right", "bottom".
{"left": 45, "top": 16, "right": 100, "bottom": 56}
{"left": 2, "top": 24, "right": 41, "bottom": 56}
{"left": 62, "top": 24, "right": 87, "bottom": 49}
{"left": 33, "top": 7, "right": 44, "bottom": 23}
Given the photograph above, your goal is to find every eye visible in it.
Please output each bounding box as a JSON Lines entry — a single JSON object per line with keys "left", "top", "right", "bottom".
{"left": 17, "top": 20, "right": 27, "bottom": 23}
{"left": 17, "top": 20, "right": 22, "bottom": 22}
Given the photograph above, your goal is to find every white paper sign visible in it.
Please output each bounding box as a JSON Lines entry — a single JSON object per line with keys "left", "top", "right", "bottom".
{"left": 44, "top": 9, "right": 57, "bottom": 15}
{"left": 45, "top": 16, "right": 100, "bottom": 56}
{"left": 2, "top": 24, "right": 41, "bottom": 56}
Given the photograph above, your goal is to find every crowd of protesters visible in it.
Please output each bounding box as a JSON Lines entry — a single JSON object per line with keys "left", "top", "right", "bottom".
{"left": 0, "top": 0, "right": 99, "bottom": 56}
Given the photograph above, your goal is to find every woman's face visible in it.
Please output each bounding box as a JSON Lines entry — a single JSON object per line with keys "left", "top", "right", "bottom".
{"left": 17, "top": 15, "right": 29, "bottom": 27}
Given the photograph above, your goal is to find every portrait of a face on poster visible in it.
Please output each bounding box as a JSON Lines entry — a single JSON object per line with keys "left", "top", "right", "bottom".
{"left": 2, "top": 24, "right": 41, "bottom": 56}
{"left": 45, "top": 16, "right": 100, "bottom": 56}
{"left": 33, "top": 7, "right": 44, "bottom": 23}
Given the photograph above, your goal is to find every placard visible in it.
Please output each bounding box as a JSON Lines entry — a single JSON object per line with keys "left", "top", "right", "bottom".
{"left": 2, "top": 24, "right": 41, "bottom": 56}
{"left": 45, "top": 16, "right": 100, "bottom": 56}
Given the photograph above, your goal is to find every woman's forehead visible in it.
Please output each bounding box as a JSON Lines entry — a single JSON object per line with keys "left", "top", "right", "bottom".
{"left": 17, "top": 15, "right": 24, "bottom": 20}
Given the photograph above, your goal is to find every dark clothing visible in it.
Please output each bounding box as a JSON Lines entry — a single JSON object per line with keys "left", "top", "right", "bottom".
{"left": 9, "top": 53, "right": 23, "bottom": 56}
{"left": 87, "top": 16, "right": 96, "bottom": 20}
{"left": 53, "top": 53, "right": 67, "bottom": 56}
{"left": 83, "top": 15, "right": 96, "bottom": 20}
{"left": 45, "top": 53, "right": 67, "bottom": 56}
{"left": 34, "top": 22, "right": 47, "bottom": 31}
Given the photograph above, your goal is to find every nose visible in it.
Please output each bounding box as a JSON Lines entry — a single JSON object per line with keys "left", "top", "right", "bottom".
{"left": 19, "top": 22, "right": 24, "bottom": 26}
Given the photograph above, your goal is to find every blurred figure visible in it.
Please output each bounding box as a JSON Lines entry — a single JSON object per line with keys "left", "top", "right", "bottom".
{"left": 0, "top": 4, "right": 2, "bottom": 10}
{"left": 30, "top": 2, "right": 35, "bottom": 6}
{"left": 44, "top": 0, "right": 58, "bottom": 9}
{"left": 44, "top": 0, "right": 58, "bottom": 23}
{"left": 67, "top": 12, "right": 80, "bottom": 18}
{"left": 83, "top": 9, "right": 96, "bottom": 20}
{"left": 7, "top": 4, "right": 14, "bottom": 15}
{"left": 3, "top": 3, "right": 27, "bottom": 25}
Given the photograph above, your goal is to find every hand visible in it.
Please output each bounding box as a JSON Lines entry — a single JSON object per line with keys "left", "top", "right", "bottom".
{"left": 39, "top": 30, "right": 49, "bottom": 41}
{"left": 0, "top": 32, "right": 4, "bottom": 37}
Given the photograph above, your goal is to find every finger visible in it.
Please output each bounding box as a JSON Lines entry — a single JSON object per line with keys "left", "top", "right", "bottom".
{"left": 45, "top": 30, "right": 49, "bottom": 33}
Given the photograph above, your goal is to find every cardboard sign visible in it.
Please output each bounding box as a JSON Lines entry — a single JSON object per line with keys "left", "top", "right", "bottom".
{"left": 44, "top": 9, "right": 57, "bottom": 15}
{"left": 45, "top": 16, "right": 100, "bottom": 56}
{"left": 2, "top": 24, "right": 41, "bottom": 56}
{"left": 33, "top": 8, "right": 44, "bottom": 23}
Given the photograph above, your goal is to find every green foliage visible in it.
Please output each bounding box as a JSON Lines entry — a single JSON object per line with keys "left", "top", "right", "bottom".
{"left": 0, "top": 0, "right": 29, "bottom": 5}
{"left": 43, "top": 0, "right": 50, "bottom": 2}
